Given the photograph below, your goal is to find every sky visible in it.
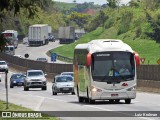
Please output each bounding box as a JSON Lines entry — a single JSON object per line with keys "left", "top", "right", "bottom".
{"left": 53, "top": 0, "right": 131, "bottom": 5}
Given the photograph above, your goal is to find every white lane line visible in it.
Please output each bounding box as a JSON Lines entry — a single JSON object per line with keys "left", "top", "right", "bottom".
{"left": 34, "top": 97, "right": 45, "bottom": 111}
{"left": 84, "top": 105, "right": 113, "bottom": 111}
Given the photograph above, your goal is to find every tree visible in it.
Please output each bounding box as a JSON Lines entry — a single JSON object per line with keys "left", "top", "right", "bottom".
{"left": 106, "top": 0, "right": 121, "bottom": 8}
{"left": 99, "top": 10, "right": 108, "bottom": 30}
{"left": 0, "top": 0, "right": 52, "bottom": 21}
{"left": 0, "top": 0, "right": 53, "bottom": 51}
{"left": 67, "top": 12, "right": 91, "bottom": 28}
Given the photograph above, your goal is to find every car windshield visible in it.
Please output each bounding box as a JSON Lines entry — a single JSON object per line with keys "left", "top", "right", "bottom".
{"left": 12, "top": 74, "right": 24, "bottom": 79}
{"left": 28, "top": 71, "right": 43, "bottom": 76}
{"left": 0, "top": 62, "right": 6, "bottom": 65}
{"left": 56, "top": 76, "right": 73, "bottom": 82}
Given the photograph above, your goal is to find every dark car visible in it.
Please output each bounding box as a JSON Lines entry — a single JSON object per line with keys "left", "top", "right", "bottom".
{"left": 48, "top": 35, "right": 55, "bottom": 42}
{"left": 10, "top": 73, "right": 25, "bottom": 88}
{"left": 36, "top": 57, "right": 48, "bottom": 63}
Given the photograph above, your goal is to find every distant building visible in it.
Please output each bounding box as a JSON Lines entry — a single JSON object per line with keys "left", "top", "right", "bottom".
{"left": 83, "top": 9, "right": 96, "bottom": 16}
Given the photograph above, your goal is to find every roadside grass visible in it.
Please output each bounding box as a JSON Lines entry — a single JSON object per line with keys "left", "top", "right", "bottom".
{"left": 0, "top": 100, "right": 58, "bottom": 120}
{"left": 50, "top": 27, "right": 160, "bottom": 65}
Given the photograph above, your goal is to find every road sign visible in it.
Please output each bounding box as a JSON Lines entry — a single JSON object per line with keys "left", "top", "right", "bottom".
{"left": 157, "top": 58, "right": 160, "bottom": 65}
{"left": 51, "top": 53, "right": 56, "bottom": 62}
{"left": 140, "top": 58, "right": 145, "bottom": 64}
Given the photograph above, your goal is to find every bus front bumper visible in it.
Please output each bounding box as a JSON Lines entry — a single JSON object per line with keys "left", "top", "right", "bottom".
{"left": 91, "top": 91, "right": 136, "bottom": 100}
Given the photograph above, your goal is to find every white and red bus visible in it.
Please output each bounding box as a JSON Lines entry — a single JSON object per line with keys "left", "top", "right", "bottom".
{"left": 74, "top": 39, "right": 140, "bottom": 104}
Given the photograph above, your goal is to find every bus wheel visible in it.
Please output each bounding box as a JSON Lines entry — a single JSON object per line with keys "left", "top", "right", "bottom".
{"left": 78, "top": 97, "right": 84, "bottom": 102}
{"left": 89, "top": 99, "right": 95, "bottom": 104}
{"left": 125, "top": 99, "right": 131, "bottom": 104}
{"left": 77, "top": 86, "right": 83, "bottom": 102}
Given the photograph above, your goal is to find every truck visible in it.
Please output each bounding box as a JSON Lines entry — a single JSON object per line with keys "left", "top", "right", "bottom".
{"left": 2, "top": 30, "right": 18, "bottom": 48}
{"left": 28, "top": 24, "right": 49, "bottom": 46}
{"left": 58, "top": 26, "right": 75, "bottom": 44}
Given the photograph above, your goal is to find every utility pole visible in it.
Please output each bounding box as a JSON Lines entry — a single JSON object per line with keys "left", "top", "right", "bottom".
{"left": 5, "top": 70, "right": 8, "bottom": 109}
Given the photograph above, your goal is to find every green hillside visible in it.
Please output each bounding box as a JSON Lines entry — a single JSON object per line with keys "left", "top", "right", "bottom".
{"left": 51, "top": 1, "right": 160, "bottom": 65}
{"left": 54, "top": 2, "right": 77, "bottom": 12}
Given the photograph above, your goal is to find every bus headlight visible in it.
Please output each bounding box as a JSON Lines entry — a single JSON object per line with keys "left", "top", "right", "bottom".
{"left": 127, "top": 86, "right": 136, "bottom": 91}
{"left": 91, "top": 86, "right": 102, "bottom": 92}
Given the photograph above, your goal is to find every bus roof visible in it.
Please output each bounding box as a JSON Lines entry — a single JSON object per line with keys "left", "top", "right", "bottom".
{"left": 75, "top": 39, "right": 133, "bottom": 53}
{"left": 2, "top": 30, "right": 17, "bottom": 33}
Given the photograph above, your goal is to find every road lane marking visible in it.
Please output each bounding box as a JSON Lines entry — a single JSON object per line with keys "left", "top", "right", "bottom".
{"left": 34, "top": 97, "right": 45, "bottom": 111}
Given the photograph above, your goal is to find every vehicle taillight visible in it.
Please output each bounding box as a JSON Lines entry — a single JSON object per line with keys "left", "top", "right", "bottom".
{"left": 134, "top": 52, "right": 140, "bottom": 66}
{"left": 86, "top": 53, "right": 92, "bottom": 67}
{"left": 122, "top": 83, "right": 128, "bottom": 87}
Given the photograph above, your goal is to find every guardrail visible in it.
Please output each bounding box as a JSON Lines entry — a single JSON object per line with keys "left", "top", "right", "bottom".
{"left": 1, "top": 53, "right": 160, "bottom": 93}
{"left": 0, "top": 53, "right": 160, "bottom": 81}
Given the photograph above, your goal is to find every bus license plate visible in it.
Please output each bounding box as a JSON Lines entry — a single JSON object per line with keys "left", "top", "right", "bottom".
{"left": 111, "top": 94, "right": 118, "bottom": 97}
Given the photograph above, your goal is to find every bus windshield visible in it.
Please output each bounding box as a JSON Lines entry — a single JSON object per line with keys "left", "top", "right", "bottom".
{"left": 91, "top": 51, "right": 135, "bottom": 82}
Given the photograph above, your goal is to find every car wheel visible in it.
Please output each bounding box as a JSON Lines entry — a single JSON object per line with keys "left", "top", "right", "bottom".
{"left": 24, "top": 86, "right": 29, "bottom": 91}
{"left": 115, "top": 99, "right": 120, "bottom": 103}
{"left": 53, "top": 91, "right": 57, "bottom": 95}
{"left": 42, "top": 86, "right": 47, "bottom": 90}
{"left": 109, "top": 100, "right": 115, "bottom": 103}
{"left": 10, "top": 84, "right": 13, "bottom": 88}
{"left": 125, "top": 99, "right": 131, "bottom": 104}
{"left": 71, "top": 92, "right": 75, "bottom": 95}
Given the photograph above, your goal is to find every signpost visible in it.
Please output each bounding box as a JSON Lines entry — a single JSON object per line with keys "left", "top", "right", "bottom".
{"left": 0, "top": 69, "right": 8, "bottom": 109}
{"left": 140, "top": 58, "right": 145, "bottom": 64}
{"left": 51, "top": 53, "right": 57, "bottom": 62}
{"left": 157, "top": 58, "right": 160, "bottom": 65}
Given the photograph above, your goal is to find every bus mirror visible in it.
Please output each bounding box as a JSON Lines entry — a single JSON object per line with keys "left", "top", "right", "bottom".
{"left": 86, "top": 53, "right": 92, "bottom": 67}
{"left": 134, "top": 52, "right": 140, "bottom": 66}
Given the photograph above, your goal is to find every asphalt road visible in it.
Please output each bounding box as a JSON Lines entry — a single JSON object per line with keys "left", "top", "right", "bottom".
{"left": 0, "top": 71, "right": 160, "bottom": 120}
{"left": 15, "top": 41, "right": 65, "bottom": 63}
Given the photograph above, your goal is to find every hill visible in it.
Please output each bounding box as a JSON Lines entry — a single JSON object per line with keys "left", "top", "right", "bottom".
{"left": 51, "top": 1, "right": 160, "bottom": 65}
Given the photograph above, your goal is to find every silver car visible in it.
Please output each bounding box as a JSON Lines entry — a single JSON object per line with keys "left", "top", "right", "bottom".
{"left": 52, "top": 75, "right": 75, "bottom": 95}
{"left": 0, "top": 61, "right": 8, "bottom": 72}
{"left": 24, "top": 70, "right": 47, "bottom": 91}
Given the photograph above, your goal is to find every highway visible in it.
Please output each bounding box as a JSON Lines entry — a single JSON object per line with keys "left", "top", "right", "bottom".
{"left": 0, "top": 71, "right": 160, "bottom": 120}
{"left": 15, "top": 41, "right": 65, "bottom": 63}
{"left": 0, "top": 42, "right": 160, "bottom": 120}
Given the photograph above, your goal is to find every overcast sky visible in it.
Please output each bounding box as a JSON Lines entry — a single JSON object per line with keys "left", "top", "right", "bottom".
{"left": 53, "top": 0, "right": 131, "bottom": 5}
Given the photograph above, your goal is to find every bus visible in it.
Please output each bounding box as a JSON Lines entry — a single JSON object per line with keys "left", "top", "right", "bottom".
{"left": 2, "top": 30, "right": 18, "bottom": 48}
{"left": 73, "top": 39, "right": 140, "bottom": 104}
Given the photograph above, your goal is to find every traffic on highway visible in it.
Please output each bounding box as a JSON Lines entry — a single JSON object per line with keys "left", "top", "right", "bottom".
{"left": 0, "top": 38, "right": 160, "bottom": 120}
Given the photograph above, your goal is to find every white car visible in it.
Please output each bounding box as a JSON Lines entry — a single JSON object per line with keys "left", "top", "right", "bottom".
{"left": 24, "top": 70, "right": 47, "bottom": 91}
{"left": 52, "top": 75, "right": 75, "bottom": 95}
{"left": 0, "top": 61, "right": 8, "bottom": 72}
